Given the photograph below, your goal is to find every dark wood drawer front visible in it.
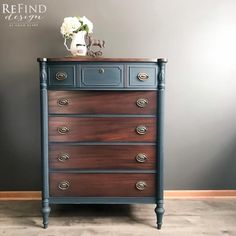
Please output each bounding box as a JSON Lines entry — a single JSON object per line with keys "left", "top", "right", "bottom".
{"left": 48, "top": 91, "right": 156, "bottom": 115}
{"left": 49, "top": 117, "right": 156, "bottom": 142}
{"left": 49, "top": 145, "right": 155, "bottom": 170}
{"left": 50, "top": 173, "right": 155, "bottom": 197}
{"left": 81, "top": 64, "right": 123, "bottom": 87}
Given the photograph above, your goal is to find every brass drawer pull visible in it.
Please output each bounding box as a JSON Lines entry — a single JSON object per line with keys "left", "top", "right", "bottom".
{"left": 56, "top": 72, "right": 67, "bottom": 81}
{"left": 98, "top": 68, "right": 105, "bottom": 74}
{"left": 57, "top": 126, "right": 70, "bottom": 135}
{"left": 136, "top": 153, "right": 148, "bottom": 163}
{"left": 137, "top": 72, "right": 149, "bottom": 81}
{"left": 136, "top": 125, "right": 148, "bottom": 135}
{"left": 58, "top": 153, "right": 70, "bottom": 162}
{"left": 58, "top": 181, "right": 70, "bottom": 190}
{"left": 57, "top": 98, "right": 69, "bottom": 106}
{"left": 136, "top": 98, "right": 148, "bottom": 108}
{"left": 136, "top": 181, "right": 147, "bottom": 191}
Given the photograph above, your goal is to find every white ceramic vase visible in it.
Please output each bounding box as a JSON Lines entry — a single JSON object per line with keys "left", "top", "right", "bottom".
{"left": 64, "top": 31, "right": 87, "bottom": 56}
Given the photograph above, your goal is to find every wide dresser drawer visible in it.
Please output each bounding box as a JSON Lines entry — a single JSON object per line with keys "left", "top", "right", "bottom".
{"left": 48, "top": 91, "right": 156, "bottom": 114}
{"left": 48, "top": 117, "right": 156, "bottom": 142}
{"left": 50, "top": 173, "right": 155, "bottom": 197}
{"left": 49, "top": 145, "right": 155, "bottom": 170}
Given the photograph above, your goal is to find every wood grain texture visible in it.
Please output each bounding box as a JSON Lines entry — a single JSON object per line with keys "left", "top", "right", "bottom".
{"left": 37, "top": 57, "right": 159, "bottom": 62}
{"left": 48, "top": 91, "right": 157, "bottom": 114}
{"left": 48, "top": 117, "right": 156, "bottom": 142}
{"left": 49, "top": 173, "right": 155, "bottom": 197}
{"left": 49, "top": 145, "right": 156, "bottom": 170}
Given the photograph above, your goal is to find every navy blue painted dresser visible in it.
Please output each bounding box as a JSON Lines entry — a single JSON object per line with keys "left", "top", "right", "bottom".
{"left": 37, "top": 57, "right": 167, "bottom": 229}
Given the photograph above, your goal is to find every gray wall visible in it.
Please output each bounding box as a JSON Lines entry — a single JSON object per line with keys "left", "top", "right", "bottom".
{"left": 0, "top": 0, "right": 236, "bottom": 190}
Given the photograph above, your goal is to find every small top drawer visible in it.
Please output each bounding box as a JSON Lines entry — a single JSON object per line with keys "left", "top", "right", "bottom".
{"left": 81, "top": 64, "right": 123, "bottom": 87}
{"left": 128, "top": 64, "right": 157, "bottom": 87}
{"left": 48, "top": 65, "right": 76, "bottom": 87}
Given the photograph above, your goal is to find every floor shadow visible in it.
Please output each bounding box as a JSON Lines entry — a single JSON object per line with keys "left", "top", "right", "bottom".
{"left": 50, "top": 203, "right": 155, "bottom": 227}
{"left": 51, "top": 204, "right": 133, "bottom": 218}
{"left": 0, "top": 201, "right": 155, "bottom": 228}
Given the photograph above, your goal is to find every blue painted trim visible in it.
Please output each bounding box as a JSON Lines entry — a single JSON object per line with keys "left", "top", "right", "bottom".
{"left": 40, "top": 61, "right": 49, "bottom": 200}
{"left": 155, "top": 58, "right": 167, "bottom": 229}
{"left": 49, "top": 197, "right": 155, "bottom": 204}
{"left": 40, "top": 61, "right": 51, "bottom": 228}
{"left": 47, "top": 87, "right": 157, "bottom": 91}
{"left": 156, "top": 59, "right": 167, "bottom": 201}
{"left": 76, "top": 65, "right": 81, "bottom": 87}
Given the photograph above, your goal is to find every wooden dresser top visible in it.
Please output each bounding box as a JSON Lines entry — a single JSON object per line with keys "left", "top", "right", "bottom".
{"left": 37, "top": 57, "right": 167, "bottom": 63}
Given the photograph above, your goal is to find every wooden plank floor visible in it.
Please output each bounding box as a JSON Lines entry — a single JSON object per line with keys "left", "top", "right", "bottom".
{"left": 0, "top": 199, "right": 236, "bottom": 236}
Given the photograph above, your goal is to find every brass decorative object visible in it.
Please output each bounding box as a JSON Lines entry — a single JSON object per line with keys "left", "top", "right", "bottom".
{"left": 57, "top": 153, "right": 70, "bottom": 162}
{"left": 137, "top": 72, "right": 149, "bottom": 81}
{"left": 86, "top": 34, "right": 105, "bottom": 57}
{"left": 135, "top": 181, "right": 147, "bottom": 191}
{"left": 56, "top": 72, "right": 67, "bottom": 81}
{"left": 136, "top": 125, "right": 148, "bottom": 135}
{"left": 57, "top": 126, "right": 70, "bottom": 135}
{"left": 57, "top": 98, "right": 69, "bottom": 106}
{"left": 136, "top": 98, "right": 148, "bottom": 108}
{"left": 136, "top": 153, "right": 148, "bottom": 163}
{"left": 58, "top": 181, "right": 70, "bottom": 190}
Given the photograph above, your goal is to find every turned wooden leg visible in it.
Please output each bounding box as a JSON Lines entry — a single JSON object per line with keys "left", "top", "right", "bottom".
{"left": 42, "top": 199, "right": 51, "bottom": 229}
{"left": 155, "top": 202, "right": 165, "bottom": 230}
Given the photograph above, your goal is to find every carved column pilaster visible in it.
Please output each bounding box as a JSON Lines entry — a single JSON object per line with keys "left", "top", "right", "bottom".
{"left": 39, "top": 59, "right": 51, "bottom": 229}
{"left": 155, "top": 58, "right": 167, "bottom": 230}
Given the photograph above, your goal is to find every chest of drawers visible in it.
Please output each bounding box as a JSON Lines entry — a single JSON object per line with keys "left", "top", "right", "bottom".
{"left": 38, "top": 57, "right": 167, "bottom": 229}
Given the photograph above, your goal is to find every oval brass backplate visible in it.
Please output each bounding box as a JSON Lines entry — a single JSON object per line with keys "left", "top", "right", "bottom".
{"left": 57, "top": 98, "right": 69, "bottom": 106}
{"left": 57, "top": 126, "right": 70, "bottom": 135}
{"left": 58, "top": 181, "right": 70, "bottom": 190}
{"left": 137, "top": 72, "right": 149, "bottom": 81}
{"left": 56, "top": 72, "right": 67, "bottom": 81}
{"left": 58, "top": 153, "right": 70, "bottom": 162}
{"left": 136, "top": 98, "right": 148, "bottom": 108}
{"left": 136, "top": 153, "right": 148, "bottom": 163}
{"left": 136, "top": 125, "right": 148, "bottom": 135}
{"left": 135, "top": 181, "right": 147, "bottom": 191}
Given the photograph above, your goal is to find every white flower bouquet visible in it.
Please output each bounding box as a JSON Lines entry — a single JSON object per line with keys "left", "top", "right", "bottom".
{"left": 60, "top": 16, "right": 93, "bottom": 39}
